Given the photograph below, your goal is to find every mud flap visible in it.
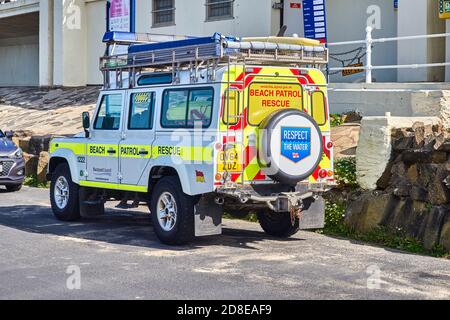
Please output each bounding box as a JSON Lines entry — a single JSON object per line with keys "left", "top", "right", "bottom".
{"left": 79, "top": 187, "right": 105, "bottom": 218}
{"left": 194, "top": 193, "right": 222, "bottom": 237}
{"left": 299, "top": 196, "right": 325, "bottom": 230}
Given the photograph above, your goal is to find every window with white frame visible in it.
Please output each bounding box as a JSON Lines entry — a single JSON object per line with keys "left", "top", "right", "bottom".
{"left": 152, "top": 0, "right": 175, "bottom": 27}
{"left": 206, "top": 0, "right": 234, "bottom": 21}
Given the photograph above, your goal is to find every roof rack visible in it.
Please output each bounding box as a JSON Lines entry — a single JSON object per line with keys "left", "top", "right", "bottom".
{"left": 100, "top": 32, "right": 328, "bottom": 88}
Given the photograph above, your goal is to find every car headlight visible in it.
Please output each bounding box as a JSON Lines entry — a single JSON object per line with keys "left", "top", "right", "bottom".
{"left": 9, "top": 148, "right": 23, "bottom": 159}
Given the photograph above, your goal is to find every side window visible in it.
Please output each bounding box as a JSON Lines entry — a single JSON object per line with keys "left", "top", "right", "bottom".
{"left": 311, "top": 91, "right": 327, "bottom": 126}
{"left": 161, "top": 88, "right": 213, "bottom": 128}
{"left": 161, "top": 90, "right": 189, "bottom": 128}
{"left": 222, "top": 89, "right": 239, "bottom": 125}
{"left": 187, "top": 89, "right": 213, "bottom": 127}
{"left": 94, "top": 94, "right": 123, "bottom": 130}
{"left": 129, "top": 92, "right": 155, "bottom": 130}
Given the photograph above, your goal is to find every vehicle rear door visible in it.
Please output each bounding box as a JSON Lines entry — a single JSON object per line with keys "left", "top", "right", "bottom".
{"left": 86, "top": 91, "right": 124, "bottom": 186}
{"left": 119, "top": 90, "right": 156, "bottom": 187}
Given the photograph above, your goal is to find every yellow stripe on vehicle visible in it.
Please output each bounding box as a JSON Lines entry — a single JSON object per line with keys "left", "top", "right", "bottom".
{"left": 119, "top": 145, "right": 152, "bottom": 158}
{"left": 50, "top": 142, "right": 85, "bottom": 155}
{"left": 87, "top": 144, "right": 119, "bottom": 157}
{"left": 152, "top": 146, "right": 213, "bottom": 162}
{"left": 79, "top": 180, "right": 148, "bottom": 193}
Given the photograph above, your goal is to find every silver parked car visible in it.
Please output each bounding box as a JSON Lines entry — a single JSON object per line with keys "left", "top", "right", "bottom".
{"left": 0, "top": 130, "right": 25, "bottom": 192}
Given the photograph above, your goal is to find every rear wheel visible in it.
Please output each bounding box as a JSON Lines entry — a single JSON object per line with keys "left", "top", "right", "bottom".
{"left": 50, "top": 163, "right": 81, "bottom": 221}
{"left": 257, "top": 210, "right": 299, "bottom": 237}
{"left": 6, "top": 184, "right": 22, "bottom": 192}
{"left": 150, "top": 176, "right": 195, "bottom": 245}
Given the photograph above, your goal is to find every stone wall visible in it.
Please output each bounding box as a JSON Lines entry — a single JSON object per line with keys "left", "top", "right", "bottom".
{"left": 12, "top": 132, "right": 54, "bottom": 183}
{"left": 346, "top": 122, "right": 450, "bottom": 251}
{"left": 356, "top": 116, "right": 441, "bottom": 190}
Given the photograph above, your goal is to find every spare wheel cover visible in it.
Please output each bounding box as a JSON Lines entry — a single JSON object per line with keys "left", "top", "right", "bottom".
{"left": 260, "top": 109, "right": 323, "bottom": 185}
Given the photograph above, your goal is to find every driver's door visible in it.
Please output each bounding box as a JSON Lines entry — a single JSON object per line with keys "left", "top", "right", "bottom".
{"left": 86, "top": 92, "right": 124, "bottom": 187}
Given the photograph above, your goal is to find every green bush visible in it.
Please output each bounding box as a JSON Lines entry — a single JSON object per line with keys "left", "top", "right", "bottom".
{"left": 330, "top": 113, "right": 345, "bottom": 127}
{"left": 24, "top": 175, "right": 49, "bottom": 189}
{"left": 334, "top": 157, "right": 358, "bottom": 188}
{"left": 324, "top": 200, "right": 346, "bottom": 229}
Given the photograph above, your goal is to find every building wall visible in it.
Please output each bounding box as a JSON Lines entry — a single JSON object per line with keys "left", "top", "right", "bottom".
{"left": 136, "top": 0, "right": 276, "bottom": 37}
{"left": 86, "top": 0, "right": 107, "bottom": 85}
{"left": 0, "top": 36, "right": 39, "bottom": 86}
{"left": 326, "top": 0, "right": 398, "bottom": 83}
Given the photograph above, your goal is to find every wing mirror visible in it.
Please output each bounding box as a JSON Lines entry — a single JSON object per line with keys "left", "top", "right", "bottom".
{"left": 82, "top": 112, "right": 91, "bottom": 138}
{"left": 5, "top": 131, "right": 14, "bottom": 140}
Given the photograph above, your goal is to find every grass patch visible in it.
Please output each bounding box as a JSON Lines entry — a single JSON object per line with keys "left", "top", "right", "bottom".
{"left": 24, "top": 175, "right": 50, "bottom": 189}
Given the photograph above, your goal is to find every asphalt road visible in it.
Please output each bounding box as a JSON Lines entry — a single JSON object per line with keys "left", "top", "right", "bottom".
{"left": 0, "top": 186, "right": 450, "bottom": 300}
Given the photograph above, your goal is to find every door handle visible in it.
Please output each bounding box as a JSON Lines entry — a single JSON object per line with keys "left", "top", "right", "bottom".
{"left": 107, "top": 148, "right": 117, "bottom": 155}
{"left": 139, "top": 149, "right": 149, "bottom": 156}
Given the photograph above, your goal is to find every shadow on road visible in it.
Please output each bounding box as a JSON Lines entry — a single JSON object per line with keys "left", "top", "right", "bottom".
{"left": 0, "top": 204, "right": 303, "bottom": 251}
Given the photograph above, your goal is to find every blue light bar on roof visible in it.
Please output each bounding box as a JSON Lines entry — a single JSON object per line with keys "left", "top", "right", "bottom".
{"left": 102, "top": 31, "right": 196, "bottom": 46}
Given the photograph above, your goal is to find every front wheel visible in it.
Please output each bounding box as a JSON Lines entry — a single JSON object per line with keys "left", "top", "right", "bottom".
{"left": 50, "top": 163, "right": 81, "bottom": 221}
{"left": 257, "top": 210, "right": 299, "bottom": 238}
{"left": 150, "top": 176, "right": 195, "bottom": 245}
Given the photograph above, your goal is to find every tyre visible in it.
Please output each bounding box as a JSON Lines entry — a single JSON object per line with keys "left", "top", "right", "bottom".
{"left": 257, "top": 210, "right": 299, "bottom": 237}
{"left": 50, "top": 163, "right": 81, "bottom": 221}
{"left": 6, "top": 184, "right": 22, "bottom": 192}
{"left": 150, "top": 176, "right": 195, "bottom": 245}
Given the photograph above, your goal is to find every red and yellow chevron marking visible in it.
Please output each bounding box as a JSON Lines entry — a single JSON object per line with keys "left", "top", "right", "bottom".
{"left": 217, "top": 65, "right": 332, "bottom": 185}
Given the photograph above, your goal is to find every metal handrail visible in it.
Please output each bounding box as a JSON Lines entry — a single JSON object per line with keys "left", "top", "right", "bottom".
{"left": 328, "top": 27, "right": 450, "bottom": 83}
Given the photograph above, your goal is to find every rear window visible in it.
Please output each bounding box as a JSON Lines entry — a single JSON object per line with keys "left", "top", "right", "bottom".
{"left": 311, "top": 91, "right": 327, "bottom": 126}
{"left": 161, "top": 88, "right": 214, "bottom": 128}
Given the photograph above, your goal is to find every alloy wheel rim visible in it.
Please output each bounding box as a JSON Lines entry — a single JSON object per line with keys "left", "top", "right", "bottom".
{"left": 157, "top": 192, "right": 177, "bottom": 232}
{"left": 54, "top": 176, "right": 70, "bottom": 210}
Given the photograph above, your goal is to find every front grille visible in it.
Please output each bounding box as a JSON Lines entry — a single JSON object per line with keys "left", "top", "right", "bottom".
{"left": 0, "top": 161, "right": 14, "bottom": 177}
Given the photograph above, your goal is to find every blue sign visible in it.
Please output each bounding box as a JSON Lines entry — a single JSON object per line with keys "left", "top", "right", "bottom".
{"left": 281, "top": 127, "right": 311, "bottom": 163}
{"left": 302, "top": 0, "right": 327, "bottom": 43}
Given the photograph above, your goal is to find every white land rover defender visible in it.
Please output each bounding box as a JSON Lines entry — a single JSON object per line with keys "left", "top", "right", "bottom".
{"left": 47, "top": 32, "right": 335, "bottom": 245}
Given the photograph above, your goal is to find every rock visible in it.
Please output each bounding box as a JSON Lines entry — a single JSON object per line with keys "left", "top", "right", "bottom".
{"left": 29, "top": 135, "right": 53, "bottom": 155}
{"left": 420, "top": 207, "right": 447, "bottom": 250}
{"left": 344, "top": 193, "right": 370, "bottom": 230}
{"left": 433, "top": 133, "right": 447, "bottom": 150}
{"left": 392, "top": 128, "right": 414, "bottom": 151}
{"left": 342, "top": 111, "right": 362, "bottom": 124}
{"left": 412, "top": 122, "right": 426, "bottom": 148}
{"left": 23, "top": 152, "right": 38, "bottom": 176}
{"left": 402, "top": 150, "right": 447, "bottom": 164}
{"left": 345, "top": 193, "right": 391, "bottom": 233}
{"left": 18, "top": 137, "right": 31, "bottom": 153}
{"left": 409, "top": 186, "right": 428, "bottom": 202}
{"left": 376, "top": 161, "right": 393, "bottom": 190}
{"left": 439, "top": 211, "right": 450, "bottom": 251}
{"left": 406, "top": 164, "right": 419, "bottom": 184}
{"left": 427, "top": 166, "right": 450, "bottom": 205}
{"left": 392, "top": 136, "right": 414, "bottom": 151}
{"left": 36, "top": 151, "right": 50, "bottom": 183}
{"left": 393, "top": 179, "right": 412, "bottom": 197}
{"left": 12, "top": 130, "right": 34, "bottom": 138}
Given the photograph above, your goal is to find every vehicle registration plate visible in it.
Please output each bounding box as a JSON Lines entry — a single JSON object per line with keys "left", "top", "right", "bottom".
{"left": 218, "top": 148, "right": 242, "bottom": 172}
